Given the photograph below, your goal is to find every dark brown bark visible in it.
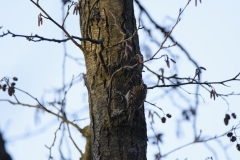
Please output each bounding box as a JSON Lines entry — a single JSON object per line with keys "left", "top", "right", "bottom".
{"left": 79, "top": 0, "right": 147, "bottom": 159}
{"left": 0, "top": 132, "right": 12, "bottom": 160}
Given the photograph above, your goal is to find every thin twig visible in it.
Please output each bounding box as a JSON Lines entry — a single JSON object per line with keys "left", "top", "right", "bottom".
{"left": 161, "top": 125, "right": 240, "bottom": 158}
{"left": 144, "top": 1, "right": 190, "bottom": 63}
{"left": 45, "top": 121, "right": 64, "bottom": 160}
{"left": 0, "top": 98, "right": 84, "bottom": 134}
{"left": 147, "top": 74, "right": 240, "bottom": 89}
{"left": 135, "top": 0, "right": 199, "bottom": 67}
{"left": 30, "top": 0, "right": 83, "bottom": 50}
{"left": 67, "top": 124, "right": 83, "bottom": 156}
{"left": 0, "top": 30, "right": 103, "bottom": 44}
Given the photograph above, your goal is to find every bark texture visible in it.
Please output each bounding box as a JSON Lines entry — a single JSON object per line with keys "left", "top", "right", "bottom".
{"left": 79, "top": 0, "right": 147, "bottom": 159}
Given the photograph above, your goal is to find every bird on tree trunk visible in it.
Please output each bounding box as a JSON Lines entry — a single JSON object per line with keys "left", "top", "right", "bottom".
{"left": 125, "top": 83, "right": 147, "bottom": 126}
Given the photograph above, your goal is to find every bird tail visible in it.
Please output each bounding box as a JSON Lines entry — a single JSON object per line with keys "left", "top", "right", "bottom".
{"left": 128, "top": 109, "right": 135, "bottom": 127}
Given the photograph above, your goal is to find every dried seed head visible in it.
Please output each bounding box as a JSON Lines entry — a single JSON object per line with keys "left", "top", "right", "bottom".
{"left": 225, "top": 114, "right": 231, "bottom": 120}
{"left": 8, "top": 86, "right": 14, "bottom": 96}
{"left": 166, "top": 114, "right": 172, "bottom": 118}
{"left": 2, "top": 84, "right": 7, "bottom": 91}
{"left": 13, "top": 77, "right": 18, "bottom": 81}
{"left": 210, "top": 90, "right": 213, "bottom": 99}
{"left": 230, "top": 136, "right": 236, "bottom": 142}
{"left": 161, "top": 117, "right": 166, "bottom": 123}
{"left": 236, "top": 144, "right": 240, "bottom": 151}
{"left": 166, "top": 59, "right": 170, "bottom": 68}
{"left": 227, "top": 132, "right": 233, "bottom": 137}
{"left": 232, "top": 113, "right": 237, "bottom": 119}
{"left": 73, "top": 2, "right": 79, "bottom": 15}
{"left": 38, "top": 13, "right": 43, "bottom": 26}
{"left": 224, "top": 117, "right": 229, "bottom": 126}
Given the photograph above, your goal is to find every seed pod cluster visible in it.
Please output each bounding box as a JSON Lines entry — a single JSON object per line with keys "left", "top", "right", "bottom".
{"left": 0, "top": 77, "right": 18, "bottom": 96}
{"left": 161, "top": 114, "right": 172, "bottom": 124}
{"left": 1, "top": 84, "right": 7, "bottom": 91}
{"left": 161, "top": 117, "right": 166, "bottom": 123}
{"left": 8, "top": 82, "right": 16, "bottom": 96}
{"left": 224, "top": 113, "right": 237, "bottom": 126}
{"left": 226, "top": 131, "right": 240, "bottom": 151}
{"left": 210, "top": 89, "right": 218, "bottom": 100}
{"left": 237, "top": 144, "right": 240, "bottom": 152}
{"left": 166, "top": 113, "right": 172, "bottom": 118}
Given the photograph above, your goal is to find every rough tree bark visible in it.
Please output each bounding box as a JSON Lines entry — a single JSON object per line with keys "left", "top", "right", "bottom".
{"left": 79, "top": 0, "right": 147, "bottom": 159}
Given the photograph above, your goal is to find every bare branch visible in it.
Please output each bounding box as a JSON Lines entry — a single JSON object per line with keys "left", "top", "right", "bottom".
{"left": 0, "top": 98, "right": 85, "bottom": 134}
{"left": 143, "top": 1, "right": 190, "bottom": 63}
{"left": 135, "top": 0, "right": 199, "bottom": 67}
{"left": 66, "top": 124, "right": 83, "bottom": 156}
{"left": 147, "top": 72, "right": 240, "bottom": 89}
{"left": 45, "top": 121, "right": 64, "bottom": 160}
{"left": 161, "top": 125, "right": 240, "bottom": 158}
{"left": 0, "top": 30, "right": 103, "bottom": 44}
{"left": 30, "top": 0, "right": 84, "bottom": 50}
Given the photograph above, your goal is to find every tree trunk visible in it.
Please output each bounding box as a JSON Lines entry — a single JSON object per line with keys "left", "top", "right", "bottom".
{"left": 0, "top": 132, "right": 12, "bottom": 160}
{"left": 79, "top": 0, "right": 147, "bottom": 159}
